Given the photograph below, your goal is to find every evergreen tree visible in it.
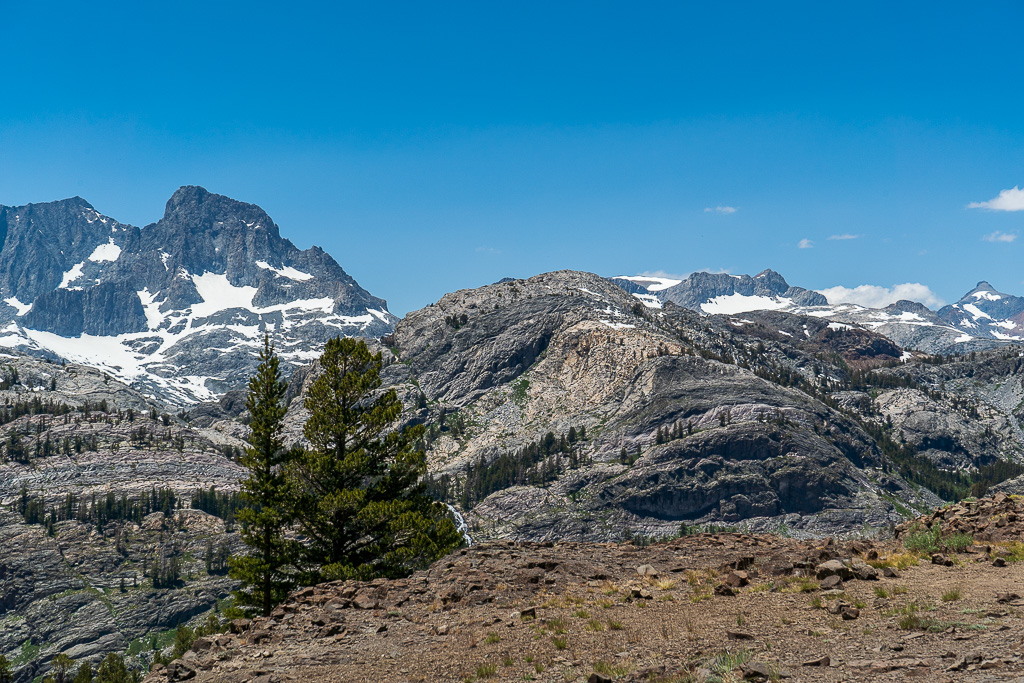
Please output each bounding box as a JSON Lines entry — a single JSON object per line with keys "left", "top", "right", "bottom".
{"left": 287, "top": 337, "right": 461, "bottom": 582}
{"left": 93, "top": 654, "right": 131, "bottom": 683}
{"left": 51, "top": 654, "right": 76, "bottom": 683}
{"left": 0, "top": 654, "right": 12, "bottom": 683}
{"left": 72, "top": 662, "right": 93, "bottom": 683}
{"left": 229, "top": 336, "right": 296, "bottom": 616}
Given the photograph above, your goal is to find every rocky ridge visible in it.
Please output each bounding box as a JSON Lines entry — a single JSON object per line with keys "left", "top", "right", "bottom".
{"left": 0, "top": 187, "right": 395, "bottom": 405}
{"left": 614, "top": 270, "right": 1024, "bottom": 355}
{"left": 375, "top": 271, "right": 1024, "bottom": 541}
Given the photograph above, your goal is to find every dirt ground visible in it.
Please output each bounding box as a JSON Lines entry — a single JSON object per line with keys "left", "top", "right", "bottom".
{"left": 143, "top": 526, "right": 1024, "bottom": 683}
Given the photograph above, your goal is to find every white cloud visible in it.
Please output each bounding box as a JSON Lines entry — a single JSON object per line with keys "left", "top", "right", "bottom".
{"left": 704, "top": 206, "right": 737, "bottom": 214}
{"left": 828, "top": 233, "right": 860, "bottom": 240}
{"left": 475, "top": 246, "right": 501, "bottom": 254}
{"left": 798, "top": 238, "right": 813, "bottom": 249}
{"left": 638, "top": 269, "right": 687, "bottom": 280}
{"left": 968, "top": 186, "right": 1024, "bottom": 211}
{"left": 983, "top": 231, "right": 1017, "bottom": 243}
{"left": 817, "top": 283, "right": 944, "bottom": 309}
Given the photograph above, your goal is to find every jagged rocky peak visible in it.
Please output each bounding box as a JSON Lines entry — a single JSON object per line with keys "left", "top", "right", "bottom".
{"left": 613, "top": 268, "right": 828, "bottom": 312}
{"left": 937, "top": 280, "right": 1024, "bottom": 341}
{"left": 0, "top": 187, "right": 396, "bottom": 405}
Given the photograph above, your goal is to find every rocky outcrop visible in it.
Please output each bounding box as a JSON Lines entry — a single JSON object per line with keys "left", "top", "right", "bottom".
{"left": 379, "top": 271, "right": 951, "bottom": 541}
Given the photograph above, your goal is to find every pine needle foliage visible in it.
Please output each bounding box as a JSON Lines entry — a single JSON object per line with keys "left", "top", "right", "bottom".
{"left": 229, "top": 335, "right": 297, "bottom": 616}
{"left": 288, "top": 337, "right": 462, "bottom": 582}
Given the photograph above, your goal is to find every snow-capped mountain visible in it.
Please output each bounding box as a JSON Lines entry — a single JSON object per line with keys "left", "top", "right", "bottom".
{"left": 616, "top": 269, "right": 827, "bottom": 312}
{"left": 613, "top": 270, "right": 1023, "bottom": 354}
{"left": 936, "top": 282, "right": 1024, "bottom": 342}
{"left": 0, "top": 186, "right": 396, "bottom": 404}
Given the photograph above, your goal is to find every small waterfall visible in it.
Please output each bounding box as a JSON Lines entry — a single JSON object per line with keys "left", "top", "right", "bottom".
{"left": 446, "top": 503, "right": 473, "bottom": 546}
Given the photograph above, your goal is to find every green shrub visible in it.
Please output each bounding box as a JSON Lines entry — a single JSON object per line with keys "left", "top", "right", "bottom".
{"left": 903, "top": 524, "right": 941, "bottom": 554}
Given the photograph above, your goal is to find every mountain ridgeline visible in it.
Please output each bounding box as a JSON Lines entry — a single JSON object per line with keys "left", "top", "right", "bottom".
{"left": 378, "top": 271, "right": 1024, "bottom": 540}
{"left": 0, "top": 187, "right": 395, "bottom": 404}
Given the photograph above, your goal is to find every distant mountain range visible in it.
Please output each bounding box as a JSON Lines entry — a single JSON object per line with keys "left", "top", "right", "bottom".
{"left": 2, "top": 186, "right": 1022, "bottom": 407}
{"left": 0, "top": 187, "right": 395, "bottom": 404}
{"left": 613, "top": 270, "right": 1024, "bottom": 354}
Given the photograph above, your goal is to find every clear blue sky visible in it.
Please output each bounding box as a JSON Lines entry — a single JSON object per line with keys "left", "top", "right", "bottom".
{"left": 2, "top": 1, "right": 1022, "bottom": 315}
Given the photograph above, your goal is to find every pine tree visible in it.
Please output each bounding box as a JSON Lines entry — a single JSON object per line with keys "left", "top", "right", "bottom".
{"left": 287, "top": 337, "right": 462, "bottom": 582}
{"left": 72, "top": 662, "right": 93, "bottom": 683}
{"left": 0, "top": 654, "right": 12, "bottom": 683}
{"left": 51, "top": 654, "right": 76, "bottom": 683}
{"left": 229, "top": 336, "right": 296, "bottom": 617}
{"left": 93, "top": 653, "right": 131, "bottom": 683}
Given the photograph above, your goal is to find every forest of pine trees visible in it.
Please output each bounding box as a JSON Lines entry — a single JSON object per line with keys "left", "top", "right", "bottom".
{"left": 424, "top": 425, "right": 590, "bottom": 509}
{"left": 14, "top": 485, "right": 246, "bottom": 534}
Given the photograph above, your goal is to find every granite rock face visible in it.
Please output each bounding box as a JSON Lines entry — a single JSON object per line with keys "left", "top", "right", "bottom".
{"left": 381, "top": 271, "right": 956, "bottom": 541}
{"left": 0, "top": 187, "right": 396, "bottom": 405}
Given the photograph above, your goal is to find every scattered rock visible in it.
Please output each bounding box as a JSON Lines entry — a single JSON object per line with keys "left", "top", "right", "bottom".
{"left": 802, "top": 656, "right": 830, "bottom": 667}
{"left": 931, "top": 553, "right": 953, "bottom": 567}
{"left": 819, "top": 575, "right": 843, "bottom": 590}
{"left": 726, "top": 630, "right": 755, "bottom": 640}
{"left": 723, "top": 571, "right": 749, "bottom": 588}
{"left": 815, "top": 559, "right": 853, "bottom": 581}
{"left": 635, "top": 564, "right": 658, "bottom": 578}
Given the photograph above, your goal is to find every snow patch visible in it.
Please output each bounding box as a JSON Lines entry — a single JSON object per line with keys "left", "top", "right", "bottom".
{"left": 972, "top": 290, "right": 1002, "bottom": 301}
{"left": 632, "top": 293, "right": 663, "bottom": 309}
{"left": 4, "top": 297, "right": 32, "bottom": 316}
{"left": 700, "top": 294, "right": 792, "bottom": 315}
{"left": 59, "top": 262, "right": 86, "bottom": 289}
{"left": 600, "top": 320, "right": 636, "bottom": 330}
{"left": 827, "top": 322, "right": 855, "bottom": 331}
{"left": 255, "top": 260, "right": 314, "bottom": 282}
{"left": 954, "top": 333, "right": 973, "bottom": 343}
{"left": 191, "top": 272, "right": 258, "bottom": 318}
{"left": 88, "top": 239, "right": 121, "bottom": 262}
{"left": 962, "top": 303, "right": 992, "bottom": 320}
{"left": 137, "top": 289, "right": 166, "bottom": 330}
{"left": 613, "top": 275, "right": 682, "bottom": 292}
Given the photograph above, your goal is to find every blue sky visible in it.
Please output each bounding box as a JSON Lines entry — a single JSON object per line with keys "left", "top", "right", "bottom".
{"left": 2, "top": 2, "right": 1022, "bottom": 315}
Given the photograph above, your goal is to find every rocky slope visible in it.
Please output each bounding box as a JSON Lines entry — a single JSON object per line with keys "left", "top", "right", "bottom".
{"left": 143, "top": 494, "right": 1024, "bottom": 682}
{"left": 377, "top": 271, "right": 1024, "bottom": 542}
{"left": 0, "top": 187, "right": 395, "bottom": 405}
{"left": 0, "top": 353, "right": 248, "bottom": 682}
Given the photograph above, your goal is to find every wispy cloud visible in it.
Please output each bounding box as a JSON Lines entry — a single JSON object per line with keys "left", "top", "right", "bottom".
{"left": 983, "top": 231, "right": 1017, "bottom": 243}
{"left": 638, "top": 269, "right": 687, "bottom": 280}
{"left": 828, "top": 233, "right": 860, "bottom": 240}
{"left": 968, "top": 186, "right": 1024, "bottom": 211}
{"left": 817, "top": 283, "right": 944, "bottom": 309}
{"left": 798, "top": 238, "right": 813, "bottom": 249}
{"left": 475, "top": 246, "right": 501, "bottom": 254}
{"left": 704, "top": 206, "right": 737, "bottom": 214}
